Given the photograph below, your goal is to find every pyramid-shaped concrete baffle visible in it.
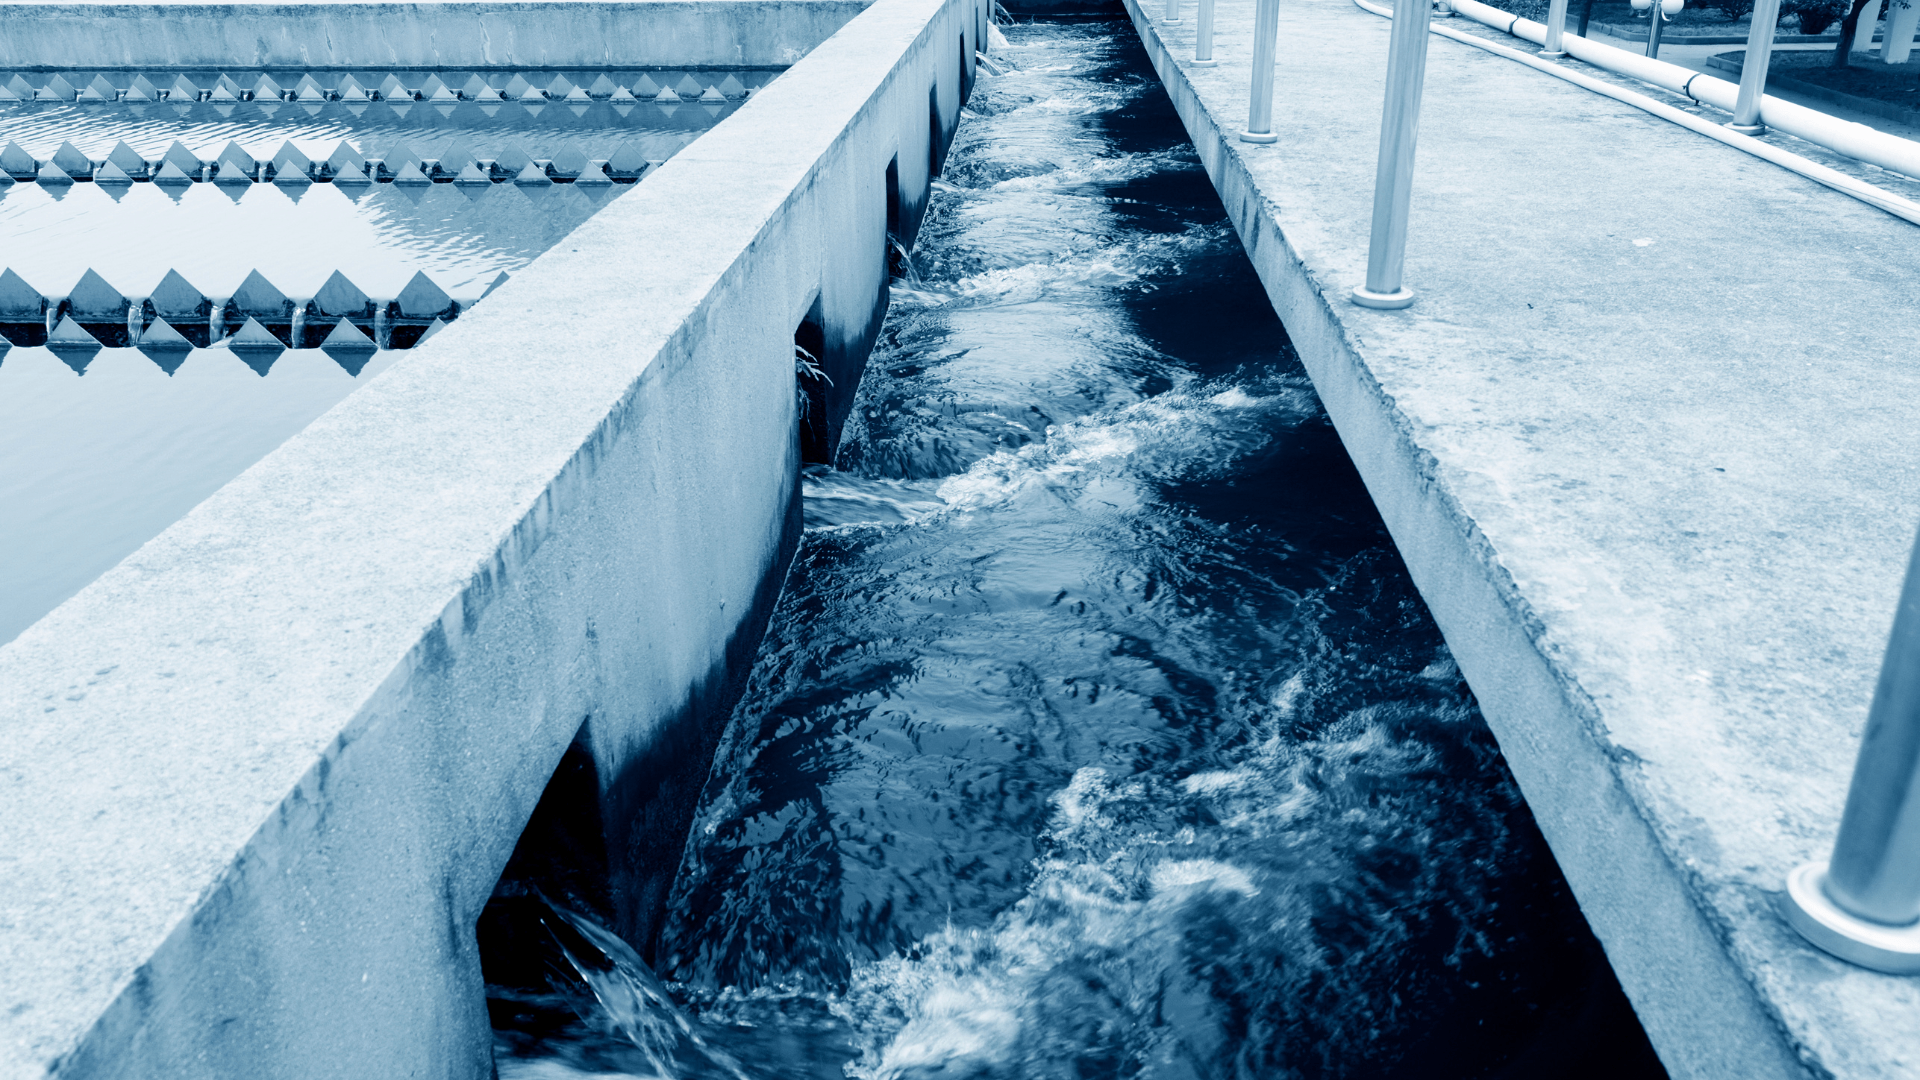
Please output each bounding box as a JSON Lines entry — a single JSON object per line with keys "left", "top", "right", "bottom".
{"left": 214, "top": 141, "right": 256, "bottom": 183}
{"left": 319, "top": 317, "right": 378, "bottom": 374}
{"left": 0, "top": 268, "right": 49, "bottom": 345}
{"left": 673, "top": 74, "right": 705, "bottom": 98}
{"left": 420, "top": 75, "right": 457, "bottom": 102}
{"left": 632, "top": 75, "right": 663, "bottom": 98}
{"left": 271, "top": 142, "right": 313, "bottom": 184}
{"left": 574, "top": 161, "right": 613, "bottom": 190}
{"left": 136, "top": 316, "right": 193, "bottom": 373}
{"left": 325, "top": 141, "right": 367, "bottom": 179}
{"left": 0, "top": 75, "right": 33, "bottom": 100}
{"left": 78, "top": 75, "right": 118, "bottom": 103}
{"left": 161, "top": 141, "right": 202, "bottom": 177}
{"left": 605, "top": 143, "right": 650, "bottom": 181}
{"left": 37, "top": 74, "right": 77, "bottom": 102}
{"left": 430, "top": 139, "right": 477, "bottom": 177}
{"left": 46, "top": 315, "right": 102, "bottom": 372}
{"left": 230, "top": 271, "right": 294, "bottom": 342}
{"left": 512, "top": 161, "right": 552, "bottom": 198}
{"left": 293, "top": 75, "right": 328, "bottom": 103}
{"left": 208, "top": 75, "right": 245, "bottom": 103}
{"left": 0, "top": 143, "right": 37, "bottom": 181}
{"left": 67, "top": 269, "right": 130, "bottom": 346}
{"left": 377, "top": 75, "right": 412, "bottom": 102}
{"left": 149, "top": 270, "right": 212, "bottom": 346}
{"left": 391, "top": 161, "right": 432, "bottom": 187}
{"left": 587, "top": 75, "right": 621, "bottom": 100}
{"left": 337, "top": 75, "right": 371, "bottom": 103}
{"left": 503, "top": 75, "right": 537, "bottom": 100}
{"left": 548, "top": 146, "right": 590, "bottom": 180}
{"left": 254, "top": 75, "right": 286, "bottom": 103}
{"left": 36, "top": 162, "right": 74, "bottom": 192}
{"left": 122, "top": 75, "right": 157, "bottom": 103}
{"left": 94, "top": 162, "right": 136, "bottom": 198}
{"left": 491, "top": 144, "right": 534, "bottom": 179}
{"left": 50, "top": 142, "right": 93, "bottom": 179}
{"left": 107, "top": 141, "right": 148, "bottom": 179}
{"left": 718, "top": 75, "right": 748, "bottom": 98}
{"left": 166, "top": 76, "right": 199, "bottom": 102}
{"left": 462, "top": 75, "right": 504, "bottom": 102}
{"left": 451, "top": 162, "right": 493, "bottom": 192}
{"left": 395, "top": 272, "right": 453, "bottom": 319}
{"left": 225, "top": 316, "right": 285, "bottom": 374}
{"left": 311, "top": 270, "right": 375, "bottom": 328}
{"left": 375, "top": 140, "right": 423, "bottom": 178}
{"left": 46, "top": 314, "right": 103, "bottom": 367}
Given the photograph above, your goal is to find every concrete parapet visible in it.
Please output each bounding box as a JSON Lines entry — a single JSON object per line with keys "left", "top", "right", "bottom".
{"left": 0, "top": 0, "right": 871, "bottom": 70}
{"left": 0, "top": 0, "right": 983, "bottom": 1074}
{"left": 1122, "top": 0, "right": 1920, "bottom": 1076}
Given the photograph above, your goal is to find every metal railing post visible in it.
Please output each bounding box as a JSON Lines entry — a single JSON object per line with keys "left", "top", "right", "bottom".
{"left": 1350, "top": 0, "right": 1431, "bottom": 309}
{"left": 1541, "top": 0, "right": 1570, "bottom": 55}
{"left": 1164, "top": 0, "right": 1182, "bottom": 25}
{"left": 1240, "top": 0, "right": 1282, "bottom": 143}
{"left": 1194, "top": 0, "right": 1218, "bottom": 65}
{"left": 1786, "top": 521, "right": 1920, "bottom": 974}
{"left": 1727, "top": 0, "right": 1781, "bottom": 134}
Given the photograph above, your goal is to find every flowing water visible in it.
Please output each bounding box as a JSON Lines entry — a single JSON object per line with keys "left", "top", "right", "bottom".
{"left": 491, "top": 17, "right": 1668, "bottom": 1080}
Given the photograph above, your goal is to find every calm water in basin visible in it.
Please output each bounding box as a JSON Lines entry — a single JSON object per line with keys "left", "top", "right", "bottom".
{"left": 0, "top": 72, "right": 748, "bottom": 644}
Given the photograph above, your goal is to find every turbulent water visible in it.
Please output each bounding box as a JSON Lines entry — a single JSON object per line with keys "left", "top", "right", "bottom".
{"left": 493, "top": 17, "right": 1666, "bottom": 1080}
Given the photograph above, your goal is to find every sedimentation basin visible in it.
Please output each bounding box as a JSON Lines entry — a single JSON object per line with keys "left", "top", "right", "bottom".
{"left": 0, "top": 0, "right": 986, "bottom": 1074}
{"left": 1121, "top": 0, "right": 1920, "bottom": 1076}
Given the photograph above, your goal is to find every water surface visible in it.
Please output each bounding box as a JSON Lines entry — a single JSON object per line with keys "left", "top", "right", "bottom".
{"left": 493, "top": 19, "right": 1668, "bottom": 1080}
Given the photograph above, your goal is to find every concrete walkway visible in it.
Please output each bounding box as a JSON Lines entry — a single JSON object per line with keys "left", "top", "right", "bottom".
{"left": 1123, "top": 0, "right": 1920, "bottom": 1076}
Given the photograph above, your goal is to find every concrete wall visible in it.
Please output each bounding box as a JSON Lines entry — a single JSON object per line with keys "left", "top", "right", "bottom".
{"left": 0, "top": 0, "right": 871, "bottom": 70}
{"left": 0, "top": 0, "right": 983, "bottom": 1076}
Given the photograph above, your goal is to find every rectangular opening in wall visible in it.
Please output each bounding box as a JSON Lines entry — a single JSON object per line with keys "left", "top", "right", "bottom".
{"left": 795, "top": 303, "right": 830, "bottom": 465}
{"left": 885, "top": 154, "right": 907, "bottom": 276}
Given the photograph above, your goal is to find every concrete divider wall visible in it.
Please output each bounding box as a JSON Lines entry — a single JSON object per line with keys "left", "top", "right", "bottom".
{"left": 0, "top": 0, "right": 982, "bottom": 1075}
{"left": 0, "top": 0, "right": 872, "bottom": 70}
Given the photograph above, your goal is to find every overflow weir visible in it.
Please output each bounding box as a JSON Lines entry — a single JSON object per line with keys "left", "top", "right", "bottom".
{"left": 1120, "top": 0, "right": 1920, "bottom": 1076}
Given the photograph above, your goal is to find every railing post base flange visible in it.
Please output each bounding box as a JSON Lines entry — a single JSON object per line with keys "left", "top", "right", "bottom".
{"left": 1191, "top": 58, "right": 1219, "bottom": 66}
{"left": 1239, "top": 131, "right": 1278, "bottom": 143}
{"left": 1537, "top": 48, "right": 1567, "bottom": 57}
{"left": 1784, "top": 862, "right": 1920, "bottom": 974}
{"left": 1351, "top": 285, "right": 1414, "bottom": 309}
{"left": 1725, "top": 121, "right": 1766, "bottom": 135}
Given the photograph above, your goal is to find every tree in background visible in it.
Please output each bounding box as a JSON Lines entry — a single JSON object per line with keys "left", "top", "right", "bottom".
{"left": 1785, "top": 0, "right": 1849, "bottom": 32}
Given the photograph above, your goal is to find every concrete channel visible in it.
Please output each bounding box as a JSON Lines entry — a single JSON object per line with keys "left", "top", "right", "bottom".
{"left": 1120, "top": 0, "right": 1920, "bottom": 1076}
{"left": 0, "top": 0, "right": 987, "bottom": 1074}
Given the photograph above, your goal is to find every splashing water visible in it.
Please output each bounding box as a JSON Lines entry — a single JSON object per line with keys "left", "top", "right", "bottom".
{"left": 495, "top": 17, "right": 1665, "bottom": 1080}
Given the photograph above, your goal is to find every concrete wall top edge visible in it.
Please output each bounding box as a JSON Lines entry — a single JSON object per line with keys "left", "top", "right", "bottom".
{"left": 0, "top": 0, "right": 877, "bottom": 69}
{"left": 0, "top": 0, "right": 963, "bottom": 1071}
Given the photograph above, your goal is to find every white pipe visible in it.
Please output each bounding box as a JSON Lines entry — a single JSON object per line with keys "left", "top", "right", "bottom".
{"left": 1447, "top": 0, "right": 1920, "bottom": 180}
{"left": 1351, "top": 0, "right": 1920, "bottom": 226}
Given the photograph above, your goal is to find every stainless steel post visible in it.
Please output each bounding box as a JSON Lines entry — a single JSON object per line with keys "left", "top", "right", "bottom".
{"left": 1728, "top": 0, "right": 1781, "bottom": 133}
{"left": 1240, "top": 0, "right": 1282, "bottom": 142}
{"left": 1646, "top": 5, "right": 1666, "bottom": 57}
{"left": 1194, "top": 0, "right": 1218, "bottom": 65}
{"left": 1164, "top": 0, "right": 1181, "bottom": 25}
{"left": 1785, "top": 521, "right": 1920, "bottom": 973}
{"left": 1351, "top": 0, "right": 1431, "bottom": 309}
{"left": 1542, "top": 0, "right": 1570, "bottom": 55}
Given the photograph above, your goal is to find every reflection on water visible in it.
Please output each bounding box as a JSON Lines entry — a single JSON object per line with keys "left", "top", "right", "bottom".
{"left": 492, "top": 18, "right": 1668, "bottom": 1080}
{"left": 0, "top": 345, "right": 397, "bottom": 643}
{"left": 0, "top": 71, "right": 750, "bottom": 645}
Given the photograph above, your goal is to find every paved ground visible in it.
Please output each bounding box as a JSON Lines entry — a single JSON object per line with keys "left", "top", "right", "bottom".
{"left": 1123, "top": 0, "right": 1920, "bottom": 1076}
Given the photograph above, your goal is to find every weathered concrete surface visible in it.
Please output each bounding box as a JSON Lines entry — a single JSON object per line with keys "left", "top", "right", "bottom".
{"left": 1123, "top": 0, "right": 1920, "bottom": 1076}
{"left": 0, "top": 0, "right": 870, "bottom": 70}
{"left": 0, "top": 0, "right": 982, "bottom": 1075}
